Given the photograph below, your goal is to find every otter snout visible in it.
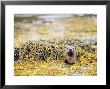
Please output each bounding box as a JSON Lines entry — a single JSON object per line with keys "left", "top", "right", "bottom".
{"left": 69, "top": 49, "right": 72, "bottom": 51}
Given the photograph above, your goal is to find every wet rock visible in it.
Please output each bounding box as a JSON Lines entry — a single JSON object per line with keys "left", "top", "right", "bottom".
{"left": 14, "top": 48, "right": 19, "bottom": 61}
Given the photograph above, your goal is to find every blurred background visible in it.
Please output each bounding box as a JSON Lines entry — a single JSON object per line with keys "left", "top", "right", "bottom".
{"left": 14, "top": 14, "right": 97, "bottom": 47}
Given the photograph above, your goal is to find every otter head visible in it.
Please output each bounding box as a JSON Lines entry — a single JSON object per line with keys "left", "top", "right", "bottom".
{"left": 64, "top": 45, "right": 76, "bottom": 57}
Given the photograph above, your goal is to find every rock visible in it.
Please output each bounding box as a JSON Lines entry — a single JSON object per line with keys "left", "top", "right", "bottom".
{"left": 14, "top": 48, "right": 19, "bottom": 61}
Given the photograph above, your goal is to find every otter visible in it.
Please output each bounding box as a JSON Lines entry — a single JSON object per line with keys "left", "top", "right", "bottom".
{"left": 64, "top": 45, "right": 77, "bottom": 64}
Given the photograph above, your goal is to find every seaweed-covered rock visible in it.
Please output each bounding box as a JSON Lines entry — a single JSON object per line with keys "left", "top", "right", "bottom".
{"left": 18, "top": 40, "right": 65, "bottom": 61}
{"left": 14, "top": 48, "right": 19, "bottom": 61}
{"left": 15, "top": 39, "right": 96, "bottom": 61}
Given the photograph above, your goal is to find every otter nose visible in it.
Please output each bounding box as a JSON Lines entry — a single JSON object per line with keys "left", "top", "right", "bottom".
{"left": 69, "top": 49, "right": 72, "bottom": 51}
